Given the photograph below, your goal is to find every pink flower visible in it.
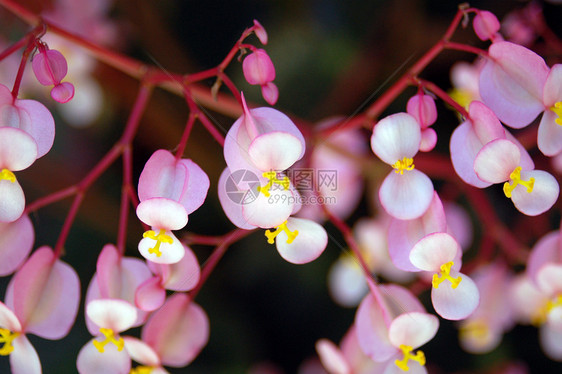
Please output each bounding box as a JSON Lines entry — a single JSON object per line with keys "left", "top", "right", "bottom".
{"left": 0, "top": 84, "right": 55, "bottom": 222}
{"left": 370, "top": 112, "right": 434, "bottom": 220}
{"left": 0, "top": 246, "right": 80, "bottom": 374}
{"left": 252, "top": 20, "right": 268, "bottom": 45}
{"left": 136, "top": 150, "right": 209, "bottom": 264}
{"left": 85, "top": 244, "right": 152, "bottom": 333}
{"left": 458, "top": 263, "right": 514, "bottom": 354}
{"left": 135, "top": 244, "right": 200, "bottom": 311}
{"left": 77, "top": 299, "right": 137, "bottom": 374}
{"left": 409, "top": 233, "right": 480, "bottom": 320}
{"left": 355, "top": 284, "right": 439, "bottom": 372}
{"left": 32, "top": 47, "right": 75, "bottom": 103}
{"left": 125, "top": 293, "right": 209, "bottom": 370}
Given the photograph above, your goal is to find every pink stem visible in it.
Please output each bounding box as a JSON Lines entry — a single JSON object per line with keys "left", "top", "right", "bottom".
{"left": 175, "top": 112, "right": 196, "bottom": 161}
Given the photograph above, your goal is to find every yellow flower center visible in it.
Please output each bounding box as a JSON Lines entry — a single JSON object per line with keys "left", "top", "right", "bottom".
{"left": 395, "top": 344, "right": 425, "bottom": 371}
{"left": 143, "top": 229, "right": 173, "bottom": 258}
{"left": 532, "top": 294, "right": 562, "bottom": 326}
{"left": 257, "top": 171, "right": 290, "bottom": 197}
{"left": 432, "top": 261, "right": 462, "bottom": 289}
{"left": 0, "top": 328, "right": 19, "bottom": 356}
{"left": 392, "top": 157, "right": 414, "bottom": 175}
{"left": 265, "top": 220, "right": 298, "bottom": 244}
{"left": 130, "top": 366, "right": 153, "bottom": 374}
{"left": 448, "top": 88, "right": 473, "bottom": 110}
{"left": 459, "top": 320, "right": 490, "bottom": 343}
{"left": 503, "top": 166, "right": 535, "bottom": 198}
{"left": 551, "top": 102, "right": 562, "bottom": 126}
{"left": 0, "top": 169, "right": 16, "bottom": 183}
{"left": 92, "top": 328, "right": 124, "bottom": 353}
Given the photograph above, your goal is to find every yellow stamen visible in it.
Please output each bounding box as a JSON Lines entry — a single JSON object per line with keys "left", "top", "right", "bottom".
{"left": 459, "top": 320, "right": 489, "bottom": 343}
{"left": 551, "top": 102, "right": 562, "bottom": 126}
{"left": 503, "top": 166, "right": 534, "bottom": 198}
{"left": 532, "top": 294, "right": 562, "bottom": 326}
{"left": 257, "top": 171, "right": 290, "bottom": 197}
{"left": 143, "top": 229, "right": 173, "bottom": 258}
{"left": 392, "top": 157, "right": 415, "bottom": 175}
{"left": 432, "top": 261, "right": 462, "bottom": 289}
{"left": 130, "top": 366, "right": 153, "bottom": 374}
{"left": 0, "top": 169, "right": 16, "bottom": 183}
{"left": 264, "top": 220, "right": 298, "bottom": 244}
{"left": 92, "top": 328, "right": 124, "bottom": 353}
{"left": 448, "top": 88, "right": 473, "bottom": 110}
{"left": 0, "top": 328, "right": 19, "bottom": 356}
{"left": 395, "top": 344, "right": 425, "bottom": 371}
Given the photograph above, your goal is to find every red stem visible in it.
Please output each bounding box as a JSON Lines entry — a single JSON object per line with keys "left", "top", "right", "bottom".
{"left": 175, "top": 112, "right": 196, "bottom": 161}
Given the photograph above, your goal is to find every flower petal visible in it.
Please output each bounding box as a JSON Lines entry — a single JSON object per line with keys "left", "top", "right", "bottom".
{"left": 275, "top": 217, "right": 327, "bottom": 264}
{"left": 138, "top": 229, "right": 185, "bottom": 264}
{"left": 13, "top": 100, "right": 55, "bottom": 158}
{"left": 248, "top": 131, "right": 303, "bottom": 171}
{"left": 379, "top": 170, "right": 433, "bottom": 220}
{"left": 388, "top": 312, "right": 439, "bottom": 349}
{"left": 86, "top": 299, "right": 137, "bottom": 332}
{"left": 431, "top": 271, "right": 479, "bottom": 320}
{"left": 409, "top": 232, "right": 460, "bottom": 272}
{"left": 315, "top": 339, "right": 351, "bottom": 374}
{"left": 371, "top": 113, "right": 420, "bottom": 165}
{"left": 538, "top": 111, "right": 562, "bottom": 156}
{"left": 217, "top": 167, "right": 258, "bottom": 230}
{"left": 543, "top": 64, "right": 562, "bottom": 107}
{"left": 156, "top": 244, "right": 200, "bottom": 291}
{"left": 510, "top": 169, "right": 559, "bottom": 216}
{"left": 123, "top": 337, "right": 161, "bottom": 367}
{"left": 142, "top": 294, "right": 209, "bottom": 367}
{"left": 539, "top": 324, "right": 562, "bottom": 361}
{"left": 0, "top": 301, "right": 21, "bottom": 332}
{"left": 0, "top": 127, "right": 38, "bottom": 171}
{"left": 135, "top": 276, "right": 166, "bottom": 312}
{"left": 0, "top": 214, "right": 34, "bottom": 276}
{"left": 11, "top": 335, "right": 41, "bottom": 374}
{"left": 77, "top": 338, "right": 131, "bottom": 374}
{"left": 473, "top": 138, "right": 520, "bottom": 184}
{"left": 355, "top": 293, "right": 395, "bottom": 362}
{"left": 136, "top": 198, "right": 187, "bottom": 230}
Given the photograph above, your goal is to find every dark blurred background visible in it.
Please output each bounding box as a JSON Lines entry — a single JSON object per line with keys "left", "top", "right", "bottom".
{"left": 1, "top": 0, "right": 562, "bottom": 373}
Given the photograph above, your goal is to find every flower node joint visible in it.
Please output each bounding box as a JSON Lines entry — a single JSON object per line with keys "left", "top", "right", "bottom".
{"left": 0, "top": 328, "right": 19, "bottom": 356}
{"left": 143, "top": 229, "right": 173, "bottom": 257}
{"left": 257, "top": 171, "right": 290, "bottom": 197}
{"left": 503, "top": 166, "right": 534, "bottom": 198}
{"left": 0, "top": 169, "right": 16, "bottom": 183}
{"left": 392, "top": 157, "right": 415, "bottom": 175}
{"left": 395, "top": 344, "right": 426, "bottom": 371}
{"left": 432, "top": 261, "right": 462, "bottom": 289}
{"left": 264, "top": 220, "right": 298, "bottom": 244}
{"left": 92, "top": 328, "right": 124, "bottom": 353}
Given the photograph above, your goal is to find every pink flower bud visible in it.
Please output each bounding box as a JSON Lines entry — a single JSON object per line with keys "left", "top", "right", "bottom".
{"left": 253, "top": 20, "right": 268, "bottom": 45}
{"left": 473, "top": 10, "right": 500, "bottom": 41}
{"left": 32, "top": 48, "right": 75, "bottom": 103}
{"left": 261, "top": 81, "right": 279, "bottom": 105}
{"left": 243, "top": 49, "right": 275, "bottom": 85}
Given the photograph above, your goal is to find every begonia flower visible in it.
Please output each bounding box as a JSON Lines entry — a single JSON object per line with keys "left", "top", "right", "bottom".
{"left": 458, "top": 263, "right": 514, "bottom": 354}
{"left": 137, "top": 150, "right": 209, "bottom": 264}
{"left": 77, "top": 299, "right": 136, "bottom": 374}
{"left": 85, "top": 244, "right": 152, "bottom": 334}
{"left": 0, "top": 84, "right": 55, "bottom": 222}
{"left": 243, "top": 49, "right": 278, "bottom": 105}
{"left": 126, "top": 293, "right": 209, "bottom": 369}
{"left": 449, "top": 60, "right": 483, "bottom": 110}
{"left": 406, "top": 93, "right": 438, "bottom": 152}
{"left": 450, "top": 100, "right": 533, "bottom": 188}
{"left": 316, "top": 325, "right": 384, "bottom": 374}
{"left": 135, "top": 244, "right": 200, "bottom": 311}
{"left": 388, "top": 192, "right": 448, "bottom": 272}
{"left": 537, "top": 64, "right": 562, "bottom": 156}
{"left": 473, "top": 137, "right": 559, "bottom": 216}
{"left": 252, "top": 20, "right": 268, "bottom": 45}
{"left": 0, "top": 246, "right": 80, "bottom": 374}
{"left": 32, "top": 47, "right": 75, "bottom": 103}
{"left": 409, "top": 232, "right": 479, "bottom": 320}
{"left": 370, "top": 112, "right": 434, "bottom": 220}
{"left": 355, "top": 284, "right": 439, "bottom": 373}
